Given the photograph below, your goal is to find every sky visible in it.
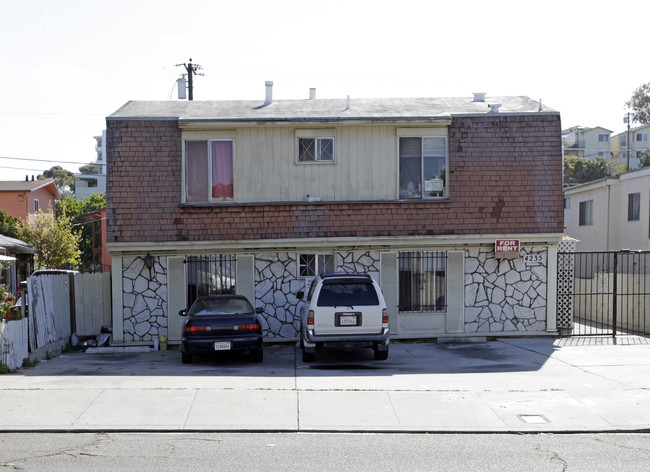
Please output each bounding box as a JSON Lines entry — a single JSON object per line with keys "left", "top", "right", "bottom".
{"left": 1, "top": 0, "right": 650, "bottom": 181}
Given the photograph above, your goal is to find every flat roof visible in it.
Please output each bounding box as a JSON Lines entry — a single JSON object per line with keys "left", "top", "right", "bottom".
{"left": 108, "top": 96, "right": 557, "bottom": 122}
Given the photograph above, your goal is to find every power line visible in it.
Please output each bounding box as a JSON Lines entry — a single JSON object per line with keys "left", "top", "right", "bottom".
{"left": 0, "top": 156, "right": 103, "bottom": 166}
{"left": 0, "top": 165, "right": 54, "bottom": 171}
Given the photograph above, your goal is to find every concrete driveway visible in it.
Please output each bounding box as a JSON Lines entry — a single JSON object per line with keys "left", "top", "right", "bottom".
{"left": 1, "top": 337, "right": 650, "bottom": 432}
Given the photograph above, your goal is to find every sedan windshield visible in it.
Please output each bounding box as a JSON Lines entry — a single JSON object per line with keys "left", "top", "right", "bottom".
{"left": 189, "top": 298, "right": 254, "bottom": 316}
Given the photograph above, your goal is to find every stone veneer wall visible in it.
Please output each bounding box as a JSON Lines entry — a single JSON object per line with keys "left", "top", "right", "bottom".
{"left": 122, "top": 256, "right": 168, "bottom": 342}
{"left": 255, "top": 251, "right": 380, "bottom": 339}
{"left": 464, "top": 247, "right": 547, "bottom": 333}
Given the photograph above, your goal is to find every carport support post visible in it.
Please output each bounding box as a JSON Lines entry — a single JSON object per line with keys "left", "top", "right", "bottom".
{"left": 612, "top": 252, "right": 618, "bottom": 338}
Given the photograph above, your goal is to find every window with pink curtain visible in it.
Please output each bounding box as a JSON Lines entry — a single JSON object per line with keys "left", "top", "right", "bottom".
{"left": 186, "top": 141, "right": 208, "bottom": 202}
{"left": 211, "top": 141, "right": 233, "bottom": 200}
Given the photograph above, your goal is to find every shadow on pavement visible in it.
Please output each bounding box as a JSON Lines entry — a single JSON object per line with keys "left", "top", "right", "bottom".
{"left": 10, "top": 337, "right": 567, "bottom": 378}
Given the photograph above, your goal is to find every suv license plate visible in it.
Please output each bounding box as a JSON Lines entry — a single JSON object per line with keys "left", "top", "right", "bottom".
{"left": 339, "top": 315, "right": 358, "bottom": 326}
{"left": 214, "top": 341, "right": 231, "bottom": 351}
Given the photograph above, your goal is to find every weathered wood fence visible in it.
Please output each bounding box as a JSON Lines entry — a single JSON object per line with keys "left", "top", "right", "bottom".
{"left": 1, "top": 272, "right": 111, "bottom": 369}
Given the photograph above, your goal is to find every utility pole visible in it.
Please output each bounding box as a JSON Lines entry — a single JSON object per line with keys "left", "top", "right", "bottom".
{"left": 625, "top": 113, "right": 631, "bottom": 170}
{"left": 176, "top": 59, "right": 203, "bottom": 100}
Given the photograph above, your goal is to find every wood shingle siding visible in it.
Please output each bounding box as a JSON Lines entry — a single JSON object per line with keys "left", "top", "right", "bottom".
{"left": 106, "top": 114, "right": 563, "bottom": 243}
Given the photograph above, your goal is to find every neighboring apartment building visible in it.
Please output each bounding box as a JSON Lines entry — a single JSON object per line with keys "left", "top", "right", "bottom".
{"left": 564, "top": 167, "right": 650, "bottom": 251}
{"left": 563, "top": 126, "right": 612, "bottom": 159}
{"left": 75, "top": 130, "right": 107, "bottom": 201}
{"left": 106, "top": 89, "right": 564, "bottom": 345}
{"left": 94, "top": 130, "right": 107, "bottom": 175}
{"left": 0, "top": 178, "right": 61, "bottom": 222}
{"left": 611, "top": 124, "right": 650, "bottom": 170}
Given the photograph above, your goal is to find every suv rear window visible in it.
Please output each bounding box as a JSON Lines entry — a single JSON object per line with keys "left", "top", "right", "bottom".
{"left": 317, "top": 283, "right": 379, "bottom": 307}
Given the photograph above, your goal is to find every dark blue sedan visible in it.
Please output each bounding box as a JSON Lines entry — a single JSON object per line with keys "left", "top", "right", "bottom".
{"left": 179, "top": 295, "right": 264, "bottom": 364}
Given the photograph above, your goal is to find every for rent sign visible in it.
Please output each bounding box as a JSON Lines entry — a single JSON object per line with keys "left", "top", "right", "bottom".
{"left": 495, "top": 239, "right": 520, "bottom": 259}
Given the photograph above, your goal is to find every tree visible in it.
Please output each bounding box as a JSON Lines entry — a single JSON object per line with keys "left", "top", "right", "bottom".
{"left": 38, "top": 166, "right": 76, "bottom": 199}
{"left": 20, "top": 212, "right": 81, "bottom": 270}
{"left": 564, "top": 155, "right": 623, "bottom": 185}
{"left": 56, "top": 193, "right": 106, "bottom": 272}
{"left": 0, "top": 209, "right": 23, "bottom": 239}
{"left": 78, "top": 163, "right": 98, "bottom": 174}
{"left": 626, "top": 82, "right": 650, "bottom": 124}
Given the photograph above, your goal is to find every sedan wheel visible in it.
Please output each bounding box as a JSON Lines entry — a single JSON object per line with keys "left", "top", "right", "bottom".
{"left": 252, "top": 349, "right": 264, "bottom": 363}
{"left": 181, "top": 351, "right": 193, "bottom": 364}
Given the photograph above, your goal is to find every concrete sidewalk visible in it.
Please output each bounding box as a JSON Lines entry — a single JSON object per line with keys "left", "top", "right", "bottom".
{"left": 1, "top": 337, "right": 650, "bottom": 433}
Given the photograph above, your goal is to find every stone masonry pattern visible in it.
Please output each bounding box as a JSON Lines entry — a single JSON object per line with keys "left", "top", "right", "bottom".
{"left": 255, "top": 251, "right": 380, "bottom": 339}
{"left": 122, "top": 256, "right": 168, "bottom": 342}
{"left": 106, "top": 115, "right": 563, "bottom": 243}
{"left": 464, "top": 247, "right": 547, "bottom": 333}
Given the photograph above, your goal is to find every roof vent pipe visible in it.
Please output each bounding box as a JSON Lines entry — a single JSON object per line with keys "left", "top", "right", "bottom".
{"left": 473, "top": 92, "right": 486, "bottom": 102}
{"left": 488, "top": 104, "right": 502, "bottom": 113}
{"left": 264, "top": 81, "right": 273, "bottom": 105}
{"left": 309, "top": 88, "right": 316, "bottom": 100}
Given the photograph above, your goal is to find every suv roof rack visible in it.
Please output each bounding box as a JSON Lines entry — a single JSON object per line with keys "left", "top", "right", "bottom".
{"left": 320, "top": 272, "right": 371, "bottom": 279}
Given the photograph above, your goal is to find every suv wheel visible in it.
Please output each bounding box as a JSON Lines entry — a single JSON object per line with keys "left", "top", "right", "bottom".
{"left": 302, "top": 349, "right": 316, "bottom": 363}
{"left": 374, "top": 347, "right": 388, "bottom": 361}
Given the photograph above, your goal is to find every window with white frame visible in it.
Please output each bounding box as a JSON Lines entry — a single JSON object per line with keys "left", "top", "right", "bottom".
{"left": 185, "top": 140, "right": 234, "bottom": 202}
{"left": 637, "top": 133, "right": 648, "bottom": 142}
{"left": 579, "top": 200, "right": 593, "bottom": 226}
{"left": 564, "top": 197, "right": 571, "bottom": 209}
{"left": 598, "top": 134, "right": 609, "bottom": 142}
{"left": 34, "top": 199, "right": 40, "bottom": 214}
{"left": 297, "top": 137, "right": 334, "bottom": 162}
{"left": 399, "top": 136, "right": 447, "bottom": 199}
{"left": 628, "top": 192, "right": 640, "bottom": 221}
{"left": 398, "top": 251, "right": 447, "bottom": 313}
{"left": 298, "top": 254, "right": 334, "bottom": 277}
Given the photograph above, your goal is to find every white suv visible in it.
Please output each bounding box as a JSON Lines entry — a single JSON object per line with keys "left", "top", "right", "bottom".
{"left": 298, "top": 273, "right": 389, "bottom": 362}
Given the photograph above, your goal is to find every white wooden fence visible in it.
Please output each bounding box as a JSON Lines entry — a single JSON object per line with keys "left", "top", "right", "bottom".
{"left": 0, "top": 272, "right": 112, "bottom": 368}
{"left": 73, "top": 272, "right": 112, "bottom": 336}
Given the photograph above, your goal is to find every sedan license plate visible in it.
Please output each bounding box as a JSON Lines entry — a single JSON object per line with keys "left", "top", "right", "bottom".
{"left": 213, "top": 341, "right": 231, "bottom": 351}
{"left": 339, "top": 314, "right": 358, "bottom": 326}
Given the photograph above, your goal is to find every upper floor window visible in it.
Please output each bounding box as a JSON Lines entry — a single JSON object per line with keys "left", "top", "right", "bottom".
{"left": 637, "top": 133, "right": 648, "bottom": 142}
{"left": 34, "top": 199, "right": 40, "bottom": 214}
{"left": 298, "top": 137, "right": 334, "bottom": 162}
{"left": 399, "top": 136, "right": 447, "bottom": 199}
{"left": 598, "top": 134, "right": 609, "bottom": 142}
{"left": 628, "top": 192, "right": 640, "bottom": 221}
{"left": 185, "top": 140, "right": 233, "bottom": 202}
{"left": 579, "top": 200, "right": 593, "bottom": 226}
{"left": 620, "top": 136, "right": 627, "bottom": 146}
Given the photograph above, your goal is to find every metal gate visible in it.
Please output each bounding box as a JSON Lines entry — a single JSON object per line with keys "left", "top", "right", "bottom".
{"left": 186, "top": 255, "right": 236, "bottom": 308}
{"left": 557, "top": 251, "right": 650, "bottom": 336}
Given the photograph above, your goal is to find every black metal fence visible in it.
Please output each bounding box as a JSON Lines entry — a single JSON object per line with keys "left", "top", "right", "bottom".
{"left": 186, "top": 255, "right": 236, "bottom": 308}
{"left": 398, "top": 251, "right": 447, "bottom": 313}
{"left": 557, "top": 251, "right": 650, "bottom": 336}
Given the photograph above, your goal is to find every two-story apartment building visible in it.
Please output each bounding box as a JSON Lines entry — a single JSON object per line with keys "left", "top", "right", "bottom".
{"left": 562, "top": 126, "right": 612, "bottom": 160}
{"left": 564, "top": 166, "right": 650, "bottom": 252}
{"left": 611, "top": 124, "right": 650, "bottom": 170}
{"left": 106, "top": 90, "right": 564, "bottom": 345}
